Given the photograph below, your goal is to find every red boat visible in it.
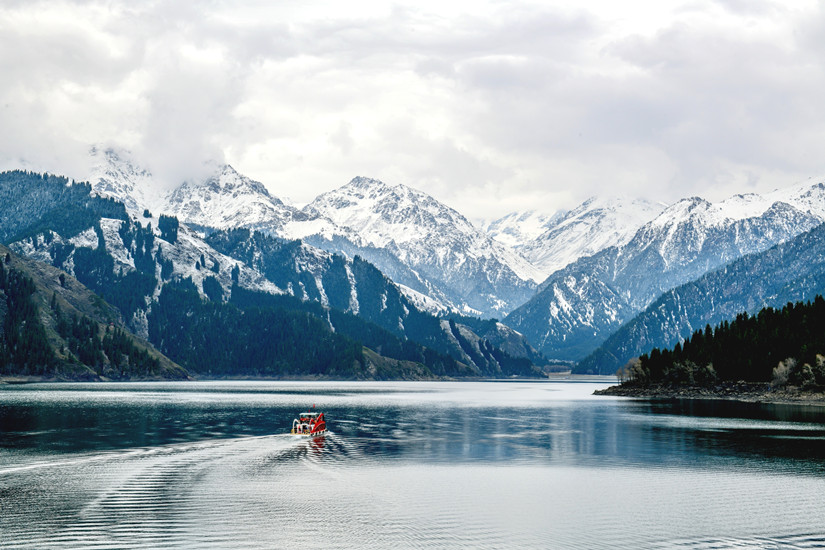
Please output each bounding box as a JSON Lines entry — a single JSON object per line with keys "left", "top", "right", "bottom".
{"left": 291, "top": 409, "right": 327, "bottom": 436}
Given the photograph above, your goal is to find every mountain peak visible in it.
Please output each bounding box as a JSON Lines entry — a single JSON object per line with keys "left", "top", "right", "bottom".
{"left": 220, "top": 163, "right": 240, "bottom": 178}
{"left": 173, "top": 163, "right": 272, "bottom": 202}
{"left": 339, "top": 176, "right": 393, "bottom": 198}
{"left": 346, "top": 176, "right": 388, "bottom": 189}
{"left": 158, "top": 164, "right": 296, "bottom": 230}
{"left": 88, "top": 145, "right": 156, "bottom": 212}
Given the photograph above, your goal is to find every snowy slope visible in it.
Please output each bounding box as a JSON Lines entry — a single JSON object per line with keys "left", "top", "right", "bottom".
{"left": 88, "top": 147, "right": 161, "bottom": 213}
{"left": 163, "top": 165, "right": 302, "bottom": 231}
{"left": 293, "top": 176, "right": 543, "bottom": 317}
{"left": 487, "top": 196, "right": 666, "bottom": 279}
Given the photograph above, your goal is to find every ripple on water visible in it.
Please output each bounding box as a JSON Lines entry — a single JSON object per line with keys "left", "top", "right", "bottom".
{"left": 3, "top": 381, "right": 825, "bottom": 549}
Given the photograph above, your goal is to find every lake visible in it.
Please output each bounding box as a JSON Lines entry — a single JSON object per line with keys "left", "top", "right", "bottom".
{"left": 2, "top": 380, "right": 825, "bottom": 549}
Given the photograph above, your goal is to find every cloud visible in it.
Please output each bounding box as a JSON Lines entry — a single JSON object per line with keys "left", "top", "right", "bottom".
{"left": 1, "top": 0, "right": 823, "bottom": 220}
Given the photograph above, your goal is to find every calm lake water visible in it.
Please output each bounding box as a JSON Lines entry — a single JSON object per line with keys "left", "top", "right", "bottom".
{"left": 2, "top": 380, "right": 825, "bottom": 549}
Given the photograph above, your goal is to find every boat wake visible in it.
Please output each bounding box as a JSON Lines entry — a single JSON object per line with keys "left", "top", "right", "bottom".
{"left": 0, "top": 433, "right": 351, "bottom": 549}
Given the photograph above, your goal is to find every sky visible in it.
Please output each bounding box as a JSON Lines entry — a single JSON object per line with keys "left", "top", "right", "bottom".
{"left": 1, "top": 0, "right": 824, "bottom": 223}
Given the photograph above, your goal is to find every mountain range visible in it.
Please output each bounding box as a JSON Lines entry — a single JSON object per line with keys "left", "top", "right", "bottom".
{"left": 7, "top": 146, "right": 825, "bottom": 380}
{"left": 84, "top": 150, "right": 825, "bottom": 371}
{"left": 1, "top": 170, "right": 541, "bottom": 379}
{"left": 485, "top": 196, "right": 666, "bottom": 277}
{"left": 88, "top": 150, "right": 545, "bottom": 318}
{"left": 504, "top": 181, "right": 825, "bottom": 362}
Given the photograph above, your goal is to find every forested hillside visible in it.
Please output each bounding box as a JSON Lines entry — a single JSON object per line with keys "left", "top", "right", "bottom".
{"left": 0, "top": 171, "right": 127, "bottom": 243}
{"left": 623, "top": 297, "right": 825, "bottom": 388}
{"left": 206, "top": 228, "right": 541, "bottom": 377}
{"left": 0, "top": 245, "right": 185, "bottom": 379}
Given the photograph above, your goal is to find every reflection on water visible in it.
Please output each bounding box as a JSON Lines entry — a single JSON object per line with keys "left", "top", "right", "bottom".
{"left": 1, "top": 380, "right": 825, "bottom": 548}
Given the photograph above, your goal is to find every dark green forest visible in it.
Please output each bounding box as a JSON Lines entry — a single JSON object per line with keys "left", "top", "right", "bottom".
{"left": 206, "top": 228, "right": 536, "bottom": 376}
{"left": 1, "top": 251, "right": 173, "bottom": 379}
{"left": 626, "top": 297, "right": 825, "bottom": 388}
{"left": 229, "top": 285, "right": 473, "bottom": 378}
{"left": 55, "top": 309, "right": 161, "bottom": 378}
{"left": 147, "top": 278, "right": 368, "bottom": 378}
{"left": 0, "top": 257, "right": 56, "bottom": 375}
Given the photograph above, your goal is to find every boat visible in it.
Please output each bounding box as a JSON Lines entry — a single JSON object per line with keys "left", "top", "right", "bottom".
{"left": 291, "top": 408, "right": 327, "bottom": 436}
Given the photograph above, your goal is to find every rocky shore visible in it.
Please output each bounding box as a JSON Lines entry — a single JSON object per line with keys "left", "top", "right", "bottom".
{"left": 595, "top": 381, "right": 825, "bottom": 405}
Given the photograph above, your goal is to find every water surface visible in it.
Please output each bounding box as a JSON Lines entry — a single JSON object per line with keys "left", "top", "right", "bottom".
{"left": 2, "top": 380, "right": 825, "bottom": 548}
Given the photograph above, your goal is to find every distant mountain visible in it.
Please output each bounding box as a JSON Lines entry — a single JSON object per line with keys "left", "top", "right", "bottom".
{"left": 0, "top": 243, "right": 185, "bottom": 380}
{"left": 577, "top": 220, "right": 825, "bottom": 374}
{"left": 483, "top": 210, "right": 564, "bottom": 250}
{"left": 517, "top": 196, "right": 666, "bottom": 278}
{"left": 288, "top": 176, "right": 543, "bottom": 317}
{"left": 163, "top": 164, "right": 304, "bottom": 232}
{"left": 504, "top": 181, "right": 825, "bottom": 362}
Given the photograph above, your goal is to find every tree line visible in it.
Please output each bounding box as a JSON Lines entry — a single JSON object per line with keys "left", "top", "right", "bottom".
{"left": 622, "top": 296, "right": 825, "bottom": 388}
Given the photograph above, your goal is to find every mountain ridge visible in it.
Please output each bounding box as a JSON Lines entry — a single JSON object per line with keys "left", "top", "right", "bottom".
{"left": 86, "top": 151, "right": 543, "bottom": 317}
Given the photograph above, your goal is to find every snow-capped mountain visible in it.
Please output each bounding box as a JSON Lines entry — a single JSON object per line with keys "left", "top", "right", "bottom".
{"left": 291, "top": 176, "right": 544, "bottom": 317}
{"left": 88, "top": 147, "right": 160, "bottom": 213}
{"left": 483, "top": 210, "right": 564, "bottom": 249}
{"left": 86, "top": 151, "right": 537, "bottom": 317}
{"left": 83, "top": 153, "right": 465, "bottom": 315}
{"left": 504, "top": 179, "right": 825, "bottom": 362}
{"left": 163, "top": 164, "right": 303, "bottom": 231}
{"left": 521, "top": 196, "right": 666, "bottom": 278}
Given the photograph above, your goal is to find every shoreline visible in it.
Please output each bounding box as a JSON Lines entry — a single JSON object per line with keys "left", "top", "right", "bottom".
{"left": 595, "top": 382, "right": 825, "bottom": 406}
{"left": 0, "top": 374, "right": 576, "bottom": 385}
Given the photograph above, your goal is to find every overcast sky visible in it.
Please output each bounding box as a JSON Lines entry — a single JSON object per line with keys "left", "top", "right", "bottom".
{"left": 1, "top": 0, "right": 823, "bottom": 223}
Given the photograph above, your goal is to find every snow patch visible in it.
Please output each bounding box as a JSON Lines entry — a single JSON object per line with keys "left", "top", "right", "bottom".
{"left": 345, "top": 262, "right": 359, "bottom": 315}
{"left": 397, "top": 284, "right": 450, "bottom": 316}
